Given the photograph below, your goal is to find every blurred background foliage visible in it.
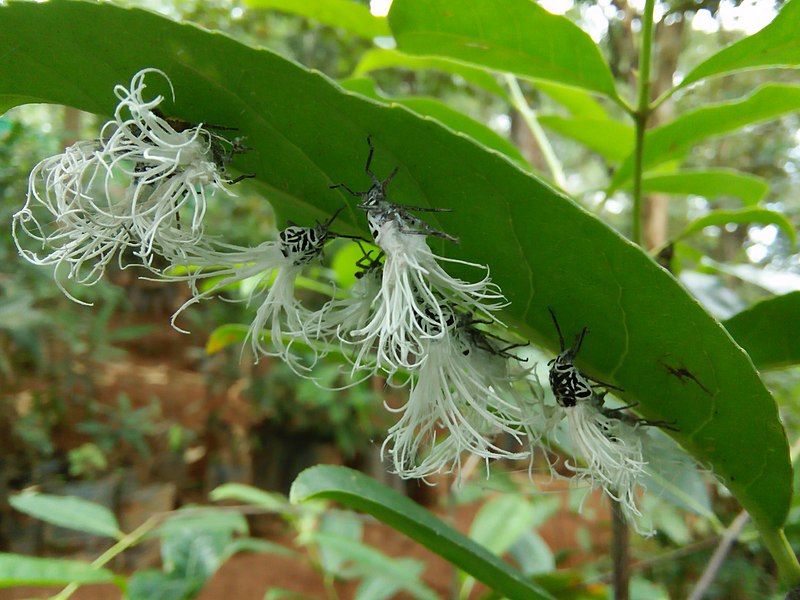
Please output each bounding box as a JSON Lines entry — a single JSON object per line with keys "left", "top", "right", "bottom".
{"left": 1, "top": 0, "right": 799, "bottom": 598}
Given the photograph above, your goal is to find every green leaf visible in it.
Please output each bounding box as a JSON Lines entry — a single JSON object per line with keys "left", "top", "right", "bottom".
{"left": 462, "top": 495, "right": 538, "bottom": 599}
{"left": 161, "top": 529, "right": 226, "bottom": 587}
{"left": 0, "top": 553, "right": 117, "bottom": 588}
{"left": 534, "top": 81, "right": 608, "bottom": 119}
{"left": 9, "top": 492, "right": 122, "bottom": 540}
{"left": 676, "top": 208, "right": 796, "bottom": 246}
{"left": 317, "top": 512, "right": 364, "bottom": 574}
{"left": 210, "top": 483, "right": 288, "bottom": 510}
{"left": 645, "top": 454, "right": 715, "bottom": 521}
{"left": 640, "top": 170, "right": 769, "bottom": 205}
{"left": 700, "top": 259, "right": 800, "bottom": 296}
{"left": 205, "top": 324, "right": 250, "bottom": 354}
{"left": 679, "top": 0, "right": 800, "bottom": 90}
{"left": 629, "top": 577, "right": 670, "bottom": 600}
{"left": 509, "top": 531, "right": 554, "bottom": 576}
{"left": 538, "top": 115, "right": 634, "bottom": 162}
{"left": 263, "top": 589, "right": 316, "bottom": 600}
{"left": 611, "top": 84, "right": 800, "bottom": 190}
{"left": 157, "top": 508, "right": 249, "bottom": 539}
{"left": 244, "top": 0, "right": 390, "bottom": 39}
{"left": 353, "top": 48, "right": 509, "bottom": 99}
{"left": 291, "top": 466, "right": 554, "bottom": 600}
{"left": 205, "top": 323, "right": 341, "bottom": 358}
{"left": 312, "top": 532, "right": 438, "bottom": 600}
{"left": 0, "top": 0, "right": 791, "bottom": 531}
{"left": 724, "top": 292, "right": 800, "bottom": 370}
{"left": 223, "top": 537, "right": 300, "bottom": 560}
{"left": 128, "top": 569, "right": 196, "bottom": 600}
{"left": 340, "top": 77, "right": 529, "bottom": 168}
{"left": 387, "top": 0, "right": 620, "bottom": 101}
{"left": 469, "top": 495, "right": 536, "bottom": 555}
{"left": 354, "top": 51, "right": 609, "bottom": 118}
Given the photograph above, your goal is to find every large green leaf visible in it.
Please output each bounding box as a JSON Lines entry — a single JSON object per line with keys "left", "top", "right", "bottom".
{"left": 354, "top": 48, "right": 509, "bottom": 99}
{"left": 538, "top": 115, "right": 634, "bottom": 162}
{"left": 0, "top": 554, "right": 118, "bottom": 588}
{"left": 678, "top": 0, "right": 800, "bottom": 90}
{"left": 244, "top": 0, "right": 390, "bottom": 39}
{"left": 9, "top": 492, "right": 123, "bottom": 540}
{"left": 676, "top": 208, "right": 796, "bottom": 246}
{"left": 611, "top": 84, "right": 800, "bottom": 190}
{"left": 0, "top": 1, "right": 791, "bottom": 531}
{"left": 724, "top": 293, "right": 800, "bottom": 370}
{"left": 387, "top": 0, "right": 620, "bottom": 102}
{"left": 291, "top": 466, "right": 554, "bottom": 600}
{"left": 639, "top": 170, "right": 769, "bottom": 206}
{"left": 340, "top": 77, "right": 529, "bottom": 168}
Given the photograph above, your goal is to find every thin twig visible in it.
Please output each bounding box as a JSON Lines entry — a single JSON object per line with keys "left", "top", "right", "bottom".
{"left": 687, "top": 436, "right": 800, "bottom": 599}
{"left": 686, "top": 510, "right": 750, "bottom": 600}
{"left": 503, "top": 74, "right": 567, "bottom": 189}
{"left": 49, "top": 516, "right": 161, "bottom": 600}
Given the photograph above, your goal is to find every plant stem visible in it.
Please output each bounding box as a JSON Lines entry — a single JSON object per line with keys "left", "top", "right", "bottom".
{"left": 631, "top": 0, "right": 656, "bottom": 247}
{"left": 609, "top": 2, "right": 658, "bottom": 597}
{"left": 611, "top": 501, "right": 630, "bottom": 600}
{"left": 50, "top": 517, "right": 160, "bottom": 600}
{"left": 503, "top": 74, "right": 567, "bottom": 189}
{"left": 758, "top": 524, "right": 800, "bottom": 587}
{"left": 749, "top": 430, "right": 800, "bottom": 589}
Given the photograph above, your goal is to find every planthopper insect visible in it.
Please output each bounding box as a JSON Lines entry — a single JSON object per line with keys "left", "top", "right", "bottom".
{"left": 329, "top": 136, "right": 459, "bottom": 243}
{"left": 546, "top": 308, "right": 676, "bottom": 430}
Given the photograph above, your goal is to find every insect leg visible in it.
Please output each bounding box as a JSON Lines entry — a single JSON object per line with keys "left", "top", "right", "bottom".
{"left": 329, "top": 182, "right": 362, "bottom": 197}
{"left": 226, "top": 173, "right": 256, "bottom": 185}
{"left": 391, "top": 203, "right": 452, "bottom": 213}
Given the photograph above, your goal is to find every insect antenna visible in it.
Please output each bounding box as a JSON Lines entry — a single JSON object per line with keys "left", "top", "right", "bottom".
{"left": 548, "top": 307, "right": 566, "bottom": 352}
{"left": 324, "top": 205, "right": 346, "bottom": 228}
{"left": 573, "top": 327, "right": 588, "bottom": 355}
{"left": 364, "top": 134, "right": 381, "bottom": 185}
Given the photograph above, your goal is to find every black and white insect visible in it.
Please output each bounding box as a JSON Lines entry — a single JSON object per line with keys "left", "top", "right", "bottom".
{"left": 151, "top": 109, "right": 256, "bottom": 185}
{"left": 329, "top": 136, "right": 458, "bottom": 243}
{"left": 547, "top": 308, "right": 678, "bottom": 431}
{"left": 457, "top": 312, "right": 529, "bottom": 360}
{"left": 353, "top": 246, "right": 385, "bottom": 280}
{"left": 547, "top": 308, "right": 598, "bottom": 408}
{"left": 279, "top": 207, "right": 345, "bottom": 266}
